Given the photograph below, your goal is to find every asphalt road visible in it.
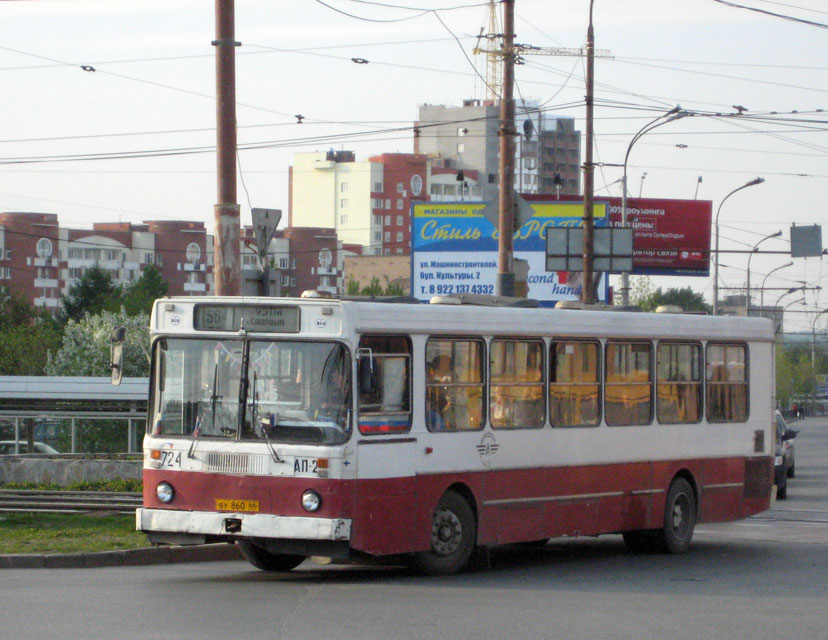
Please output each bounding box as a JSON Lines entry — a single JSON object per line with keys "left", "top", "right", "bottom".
{"left": 2, "top": 416, "right": 826, "bottom": 640}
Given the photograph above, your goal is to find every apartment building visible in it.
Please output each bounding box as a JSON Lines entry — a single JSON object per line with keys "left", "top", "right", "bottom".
{"left": 414, "top": 99, "right": 581, "bottom": 198}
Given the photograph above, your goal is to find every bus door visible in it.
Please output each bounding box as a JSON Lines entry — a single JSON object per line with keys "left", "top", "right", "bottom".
{"left": 351, "top": 335, "right": 417, "bottom": 555}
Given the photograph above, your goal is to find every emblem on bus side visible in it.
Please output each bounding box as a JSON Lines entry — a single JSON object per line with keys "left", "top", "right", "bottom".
{"left": 476, "top": 433, "right": 500, "bottom": 467}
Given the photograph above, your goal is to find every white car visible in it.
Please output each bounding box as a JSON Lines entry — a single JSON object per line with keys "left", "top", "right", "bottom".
{"left": 0, "top": 441, "right": 59, "bottom": 455}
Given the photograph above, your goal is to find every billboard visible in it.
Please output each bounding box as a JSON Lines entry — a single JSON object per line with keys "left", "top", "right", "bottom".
{"left": 523, "top": 195, "right": 712, "bottom": 276}
{"left": 411, "top": 201, "right": 609, "bottom": 306}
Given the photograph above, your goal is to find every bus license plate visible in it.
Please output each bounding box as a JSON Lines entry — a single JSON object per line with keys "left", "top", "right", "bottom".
{"left": 215, "top": 499, "right": 259, "bottom": 512}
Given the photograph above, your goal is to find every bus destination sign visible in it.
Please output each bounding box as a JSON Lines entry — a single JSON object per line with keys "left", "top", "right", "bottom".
{"left": 194, "top": 304, "right": 300, "bottom": 333}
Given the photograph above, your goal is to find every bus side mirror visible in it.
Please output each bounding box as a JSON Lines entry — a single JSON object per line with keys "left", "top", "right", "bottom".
{"left": 110, "top": 326, "right": 126, "bottom": 386}
{"left": 358, "top": 356, "right": 377, "bottom": 395}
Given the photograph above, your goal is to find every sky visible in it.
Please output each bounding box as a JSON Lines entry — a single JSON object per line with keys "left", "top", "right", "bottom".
{"left": 2, "top": 0, "right": 827, "bottom": 331}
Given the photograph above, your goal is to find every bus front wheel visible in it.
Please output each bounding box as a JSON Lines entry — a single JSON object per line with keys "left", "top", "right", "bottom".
{"left": 414, "top": 491, "right": 476, "bottom": 576}
{"left": 238, "top": 541, "right": 305, "bottom": 572}
{"left": 656, "top": 477, "right": 696, "bottom": 554}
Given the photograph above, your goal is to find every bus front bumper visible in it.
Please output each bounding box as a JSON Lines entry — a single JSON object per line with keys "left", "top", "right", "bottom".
{"left": 137, "top": 508, "right": 352, "bottom": 544}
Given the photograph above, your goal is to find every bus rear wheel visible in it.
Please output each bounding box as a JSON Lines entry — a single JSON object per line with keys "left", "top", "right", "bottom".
{"left": 656, "top": 478, "right": 696, "bottom": 554}
{"left": 414, "top": 491, "right": 476, "bottom": 576}
{"left": 237, "top": 541, "right": 305, "bottom": 572}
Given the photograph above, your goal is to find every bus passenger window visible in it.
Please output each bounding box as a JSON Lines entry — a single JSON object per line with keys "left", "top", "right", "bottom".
{"left": 357, "top": 335, "right": 412, "bottom": 435}
{"left": 605, "top": 341, "right": 652, "bottom": 426}
{"left": 426, "top": 339, "right": 485, "bottom": 431}
{"left": 706, "top": 343, "right": 748, "bottom": 422}
{"left": 549, "top": 341, "right": 600, "bottom": 427}
{"left": 490, "top": 339, "right": 544, "bottom": 429}
{"left": 657, "top": 342, "right": 702, "bottom": 424}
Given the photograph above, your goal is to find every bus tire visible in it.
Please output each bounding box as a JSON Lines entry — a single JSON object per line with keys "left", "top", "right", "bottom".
{"left": 656, "top": 478, "right": 696, "bottom": 554}
{"left": 414, "top": 491, "right": 476, "bottom": 576}
{"left": 237, "top": 541, "right": 305, "bottom": 572}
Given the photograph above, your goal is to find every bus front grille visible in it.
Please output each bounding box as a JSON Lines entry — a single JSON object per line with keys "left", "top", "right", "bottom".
{"left": 205, "top": 452, "right": 267, "bottom": 475}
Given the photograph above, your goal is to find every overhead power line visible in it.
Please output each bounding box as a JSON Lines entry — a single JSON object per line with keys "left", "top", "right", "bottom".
{"left": 712, "top": 0, "right": 828, "bottom": 28}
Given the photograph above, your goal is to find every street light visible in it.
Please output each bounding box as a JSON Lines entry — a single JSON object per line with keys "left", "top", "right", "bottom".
{"left": 777, "top": 298, "right": 805, "bottom": 335}
{"left": 759, "top": 261, "right": 793, "bottom": 313}
{"left": 620, "top": 106, "right": 690, "bottom": 305}
{"left": 746, "top": 230, "right": 782, "bottom": 315}
{"left": 775, "top": 285, "right": 805, "bottom": 309}
{"left": 713, "top": 177, "right": 765, "bottom": 315}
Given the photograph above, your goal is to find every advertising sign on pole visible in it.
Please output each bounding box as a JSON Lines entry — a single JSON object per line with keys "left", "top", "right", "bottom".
{"left": 523, "top": 194, "right": 712, "bottom": 276}
{"left": 411, "top": 201, "right": 609, "bottom": 306}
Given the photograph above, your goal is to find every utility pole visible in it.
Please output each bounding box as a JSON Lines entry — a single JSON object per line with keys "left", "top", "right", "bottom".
{"left": 213, "top": 0, "right": 241, "bottom": 296}
{"left": 496, "top": 0, "right": 516, "bottom": 297}
{"left": 581, "top": 0, "right": 596, "bottom": 304}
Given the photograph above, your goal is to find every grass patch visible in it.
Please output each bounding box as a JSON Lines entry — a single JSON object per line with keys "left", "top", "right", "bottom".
{"left": 0, "top": 513, "right": 149, "bottom": 555}
{"left": 0, "top": 478, "right": 143, "bottom": 493}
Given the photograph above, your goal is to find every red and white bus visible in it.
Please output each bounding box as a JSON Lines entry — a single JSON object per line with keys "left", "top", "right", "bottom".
{"left": 132, "top": 295, "right": 775, "bottom": 574}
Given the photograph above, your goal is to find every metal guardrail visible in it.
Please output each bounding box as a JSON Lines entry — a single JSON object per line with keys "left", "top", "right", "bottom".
{"left": 0, "top": 490, "right": 142, "bottom": 515}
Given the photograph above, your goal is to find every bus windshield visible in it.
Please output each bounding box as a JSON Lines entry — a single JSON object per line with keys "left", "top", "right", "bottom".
{"left": 150, "top": 338, "right": 351, "bottom": 445}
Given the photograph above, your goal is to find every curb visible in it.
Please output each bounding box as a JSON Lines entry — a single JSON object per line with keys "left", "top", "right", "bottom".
{"left": 0, "top": 542, "right": 243, "bottom": 569}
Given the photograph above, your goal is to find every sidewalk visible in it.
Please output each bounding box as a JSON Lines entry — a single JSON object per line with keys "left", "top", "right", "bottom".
{"left": 0, "top": 542, "right": 242, "bottom": 569}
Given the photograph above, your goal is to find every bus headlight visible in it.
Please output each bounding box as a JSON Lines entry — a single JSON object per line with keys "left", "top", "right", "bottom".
{"left": 301, "top": 490, "right": 321, "bottom": 512}
{"left": 156, "top": 482, "right": 175, "bottom": 503}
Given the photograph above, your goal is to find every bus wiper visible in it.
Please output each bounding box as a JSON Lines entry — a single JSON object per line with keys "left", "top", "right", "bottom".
{"left": 189, "top": 364, "right": 220, "bottom": 458}
{"left": 250, "top": 372, "right": 259, "bottom": 434}
{"left": 251, "top": 370, "right": 284, "bottom": 464}
{"left": 261, "top": 416, "right": 285, "bottom": 464}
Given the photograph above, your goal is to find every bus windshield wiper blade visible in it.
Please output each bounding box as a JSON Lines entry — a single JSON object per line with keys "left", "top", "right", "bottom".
{"left": 260, "top": 418, "right": 285, "bottom": 465}
{"left": 190, "top": 364, "right": 220, "bottom": 459}
{"left": 251, "top": 370, "right": 284, "bottom": 463}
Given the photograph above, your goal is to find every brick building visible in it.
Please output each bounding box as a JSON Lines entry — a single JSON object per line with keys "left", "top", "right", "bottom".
{"left": 0, "top": 212, "right": 212, "bottom": 311}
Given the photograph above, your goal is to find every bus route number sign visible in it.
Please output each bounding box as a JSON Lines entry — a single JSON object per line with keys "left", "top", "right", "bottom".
{"left": 194, "top": 304, "right": 300, "bottom": 333}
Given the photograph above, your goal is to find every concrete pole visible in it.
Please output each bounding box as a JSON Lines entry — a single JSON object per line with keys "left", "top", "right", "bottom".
{"left": 496, "top": 0, "right": 516, "bottom": 297}
{"left": 581, "top": 0, "right": 595, "bottom": 304}
{"left": 213, "top": 0, "right": 241, "bottom": 296}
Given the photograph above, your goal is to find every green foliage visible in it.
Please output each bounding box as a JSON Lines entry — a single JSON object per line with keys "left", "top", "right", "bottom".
{"left": 634, "top": 285, "right": 712, "bottom": 314}
{"left": 0, "top": 294, "right": 62, "bottom": 375}
{"left": 46, "top": 309, "right": 150, "bottom": 378}
{"left": 0, "top": 293, "right": 38, "bottom": 329}
{"left": 624, "top": 276, "right": 655, "bottom": 306}
{"left": 360, "top": 276, "right": 385, "bottom": 297}
{"left": 60, "top": 264, "right": 120, "bottom": 324}
{"left": 1, "top": 478, "right": 142, "bottom": 492}
{"left": 119, "top": 264, "right": 168, "bottom": 317}
{"left": 0, "top": 513, "right": 147, "bottom": 554}
{"left": 346, "top": 276, "right": 361, "bottom": 295}
{"left": 383, "top": 276, "right": 404, "bottom": 297}
{"left": 61, "top": 264, "right": 169, "bottom": 323}
{"left": 348, "top": 275, "right": 406, "bottom": 297}
{"left": 776, "top": 346, "right": 815, "bottom": 408}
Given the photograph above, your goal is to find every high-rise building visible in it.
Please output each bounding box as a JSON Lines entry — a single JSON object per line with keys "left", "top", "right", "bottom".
{"left": 415, "top": 99, "right": 501, "bottom": 203}
{"left": 289, "top": 150, "right": 384, "bottom": 255}
{"left": 414, "top": 99, "right": 581, "bottom": 199}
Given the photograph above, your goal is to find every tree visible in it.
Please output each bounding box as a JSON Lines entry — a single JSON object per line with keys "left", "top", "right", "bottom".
{"left": 46, "top": 309, "right": 150, "bottom": 378}
{"left": 45, "top": 309, "right": 150, "bottom": 453}
{"left": 776, "top": 346, "right": 815, "bottom": 409}
{"left": 634, "top": 285, "right": 711, "bottom": 314}
{"left": 60, "top": 264, "right": 120, "bottom": 324}
{"left": 0, "top": 294, "right": 61, "bottom": 375}
{"left": 346, "top": 276, "right": 361, "bottom": 296}
{"left": 346, "top": 275, "right": 406, "bottom": 297}
{"left": 119, "top": 264, "right": 168, "bottom": 317}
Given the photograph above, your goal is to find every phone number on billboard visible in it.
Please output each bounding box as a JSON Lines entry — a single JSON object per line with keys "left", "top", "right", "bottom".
{"left": 419, "top": 284, "right": 494, "bottom": 295}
